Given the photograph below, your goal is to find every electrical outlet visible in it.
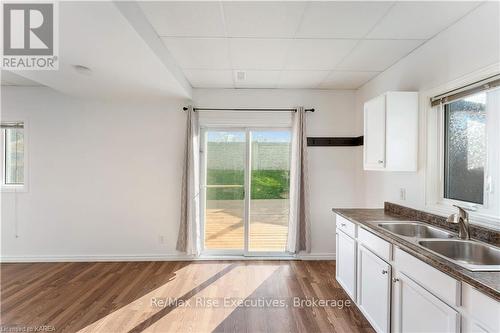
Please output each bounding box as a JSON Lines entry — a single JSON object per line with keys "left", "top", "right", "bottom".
{"left": 399, "top": 188, "right": 406, "bottom": 201}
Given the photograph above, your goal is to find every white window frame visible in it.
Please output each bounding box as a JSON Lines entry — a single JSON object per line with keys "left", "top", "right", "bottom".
{"left": 424, "top": 65, "right": 500, "bottom": 228}
{"left": 1, "top": 120, "right": 28, "bottom": 192}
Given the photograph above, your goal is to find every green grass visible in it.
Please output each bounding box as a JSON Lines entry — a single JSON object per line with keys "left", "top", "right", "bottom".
{"left": 206, "top": 169, "right": 289, "bottom": 200}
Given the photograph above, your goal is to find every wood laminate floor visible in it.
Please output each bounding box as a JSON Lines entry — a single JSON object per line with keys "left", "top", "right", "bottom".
{"left": 0, "top": 261, "right": 374, "bottom": 333}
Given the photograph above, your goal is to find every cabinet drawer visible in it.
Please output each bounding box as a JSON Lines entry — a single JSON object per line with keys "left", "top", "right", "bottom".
{"left": 358, "top": 228, "right": 392, "bottom": 261}
{"left": 394, "top": 247, "right": 461, "bottom": 306}
{"left": 462, "top": 284, "right": 499, "bottom": 332}
{"left": 336, "top": 214, "right": 356, "bottom": 238}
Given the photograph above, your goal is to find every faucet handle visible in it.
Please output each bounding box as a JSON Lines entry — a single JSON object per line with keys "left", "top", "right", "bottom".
{"left": 453, "top": 205, "right": 469, "bottom": 219}
{"left": 447, "top": 213, "right": 458, "bottom": 224}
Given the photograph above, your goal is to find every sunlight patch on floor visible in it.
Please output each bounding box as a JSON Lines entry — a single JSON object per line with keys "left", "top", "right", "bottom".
{"left": 143, "top": 263, "right": 280, "bottom": 332}
{"left": 77, "top": 263, "right": 231, "bottom": 332}
{"left": 77, "top": 263, "right": 279, "bottom": 333}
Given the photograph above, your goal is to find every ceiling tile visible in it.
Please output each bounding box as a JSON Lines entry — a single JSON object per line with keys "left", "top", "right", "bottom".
{"left": 336, "top": 39, "right": 424, "bottom": 71}
{"left": 230, "top": 39, "right": 292, "bottom": 70}
{"left": 234, "top": 70, "right": 281, "bottom": 88}
{"left": 367, "top": 1, "right": 480, "bottom": 39}
{"left": 296, "top": 2, "right": 393, "bottom": 38}
{"left": 222, "top": 2, "right": 306, "bottom": 38}
{"left": 284, "top": 39, "right": 358, "bottom": 70}
{"left": 183, "top": 69, "right": 233, "bottom": 88}
{"left": 162, "top": 38, "right": 231, "bottom": 69}
{"left": 139, "top": 2, "right": 225, "bottom": 37}
{"left": 277, "top": 70, "right": 330, "bottom": 88}
{"left": 319, "top": 71, "right": 380, "bottom": 89}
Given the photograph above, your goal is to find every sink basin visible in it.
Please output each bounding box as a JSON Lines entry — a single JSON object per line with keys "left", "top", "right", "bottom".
{"left": 378, "top": 222, "right": 454, "bottom": 239}
{"left": 418, "top": 240, "right": 500, "bottom": 271}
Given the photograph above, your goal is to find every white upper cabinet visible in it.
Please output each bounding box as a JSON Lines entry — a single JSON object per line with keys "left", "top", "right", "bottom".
{"left": 363, "top": 91, "right": 418, "bottom": 171}
{"left": 364, "top": 94, "right": 386, "bottom": 170}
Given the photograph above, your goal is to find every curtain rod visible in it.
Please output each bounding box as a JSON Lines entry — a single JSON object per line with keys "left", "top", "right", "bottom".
{"left": 430, "top": 74, "right": 500, "bottom": 106}
{"left": 182, "top": 107, "right": 315, "bottom": 113}
{"left": 1, "top": 122, "right": 24, "bottom": 129}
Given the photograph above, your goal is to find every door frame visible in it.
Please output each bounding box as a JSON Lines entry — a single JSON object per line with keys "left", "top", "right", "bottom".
{"left": 200, "top": 126, "right": 292, "bottom": 257}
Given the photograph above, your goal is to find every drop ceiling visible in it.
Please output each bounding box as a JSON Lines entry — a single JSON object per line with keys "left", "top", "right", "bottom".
{"left": 140, "top": 1, "right": 481, "bottom": 90}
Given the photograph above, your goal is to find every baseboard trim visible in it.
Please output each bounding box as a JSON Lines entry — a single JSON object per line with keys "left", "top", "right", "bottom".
{"left": 297, "top": 252, "right": 336, "bottom": 260}
{"left": 0, "top": 254, "right": 193, "bottom": 263}
{"left": 1, "top": 252, "right": 336, "bottom": 263}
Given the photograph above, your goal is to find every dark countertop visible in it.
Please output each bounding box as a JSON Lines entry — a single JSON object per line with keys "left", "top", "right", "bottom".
{"left": 332, "top": 208, "right": 500, "bottom": 302}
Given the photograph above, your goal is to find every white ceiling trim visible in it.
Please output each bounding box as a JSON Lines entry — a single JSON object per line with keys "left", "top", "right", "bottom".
{"left": 115, "top": 1, "right": 192, "bottom": 97}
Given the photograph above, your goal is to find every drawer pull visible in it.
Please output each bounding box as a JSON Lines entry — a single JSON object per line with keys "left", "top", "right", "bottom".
{"left": 392, "top": 278, "right": 399, "bottom": 283}
{"left": 341, "top": 223, "right": 346, "bottom": 227}
{"left": 382, "top": 270, "right": 388, "bottom": 275}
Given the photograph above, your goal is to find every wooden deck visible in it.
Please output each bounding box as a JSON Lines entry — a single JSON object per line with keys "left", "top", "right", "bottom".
{"left": 205, "top": 199, "right": 289, "bottom": 251}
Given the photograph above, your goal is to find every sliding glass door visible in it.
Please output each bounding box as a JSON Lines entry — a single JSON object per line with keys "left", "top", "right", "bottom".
{"left": 249, "top": 131, "right": 291, "bottom": 252}
{"left": 201, "top": 128, "right": 291, "bottom": 255}
{"left": 203, "top": 130, "right": 246, "bottom": 253}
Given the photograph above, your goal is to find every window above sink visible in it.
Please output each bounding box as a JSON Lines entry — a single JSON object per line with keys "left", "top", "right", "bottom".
{"left": 426, "top": 71, "right": 500, "bottom": 228}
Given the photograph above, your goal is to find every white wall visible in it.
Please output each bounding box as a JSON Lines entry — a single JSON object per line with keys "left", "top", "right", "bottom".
{"left": 1, "top": 87, "right": 358, "bottom": 260}
{"left": 193, "top": 89, "right": 361, "bottom": 256}
{"left": 1, "top": 86, "right": 189, "bottom": 260}
{"left": 355, "top": 2, "right": 500, "bottom": 211}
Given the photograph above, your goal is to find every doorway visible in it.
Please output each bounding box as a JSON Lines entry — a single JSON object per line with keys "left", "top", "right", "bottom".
{"left": 201, "top": 128, "right": 292, "bottom": 256}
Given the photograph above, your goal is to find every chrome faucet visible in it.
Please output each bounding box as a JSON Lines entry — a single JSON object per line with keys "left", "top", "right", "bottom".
{"left": 447, "top": 205, "right": 471, "bottom": 240}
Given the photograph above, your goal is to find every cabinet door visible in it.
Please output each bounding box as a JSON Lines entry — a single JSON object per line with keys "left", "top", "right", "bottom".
{"left": 336, "top": 230, "right": 356, "bottom": 300}
{"left": 357, "top": 245, "right": 391, "bottom": 333}
{"left": 364, "top": 94, "right": 386, "bottom": 170}
{"left": 385, "top": 92, "right": 418, "bottom": 171}
{"left": 462, "top": 316, "right": 492, "bottom": 333}
{"left": 392, "top": 271, "right": 460, "bottom": 333}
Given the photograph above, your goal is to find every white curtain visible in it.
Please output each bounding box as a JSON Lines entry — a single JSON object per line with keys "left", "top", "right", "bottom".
{"left": 287, "top": 107, "right": 311, "bottom": 253}
{"left": 176, "top": 106, "right": 201, "bottom": 255}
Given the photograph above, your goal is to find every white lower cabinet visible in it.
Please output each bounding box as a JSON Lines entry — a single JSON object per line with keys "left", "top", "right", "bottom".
{"left": 336, "top": 229, "right": 357, "bottom": 300}
{"left": 462, "top": 317, "right": 491, "bottom": 333}
{"left": 357, "top": 244, "right": 391, "bottom": 333}
{"left": 392, "top": 271, "right": 460, "bottom": 333}
{"left": 461, "top": 283, "right": 500, "bottom": 333}
{"left": 333, "top": 214, "right": 498, "bottom": 333}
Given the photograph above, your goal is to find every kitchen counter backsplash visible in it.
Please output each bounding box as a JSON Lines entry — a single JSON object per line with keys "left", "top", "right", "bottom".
{"left": 384, "top": 202, "right": 500, "bottom": 246}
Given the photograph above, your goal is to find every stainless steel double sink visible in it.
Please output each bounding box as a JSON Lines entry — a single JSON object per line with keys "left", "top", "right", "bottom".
{"left": 376, "top": 221, "right": 500, "bottom": 271}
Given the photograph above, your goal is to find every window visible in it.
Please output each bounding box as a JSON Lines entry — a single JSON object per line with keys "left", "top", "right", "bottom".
{"left": 1, "top": 122, "right": 25, "bottom": 189}
{"left": 429, "top": 74, "right": 500, "bottom": 224}
{"left": 444, "top": 92, "right": 486, "bottom": 204}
